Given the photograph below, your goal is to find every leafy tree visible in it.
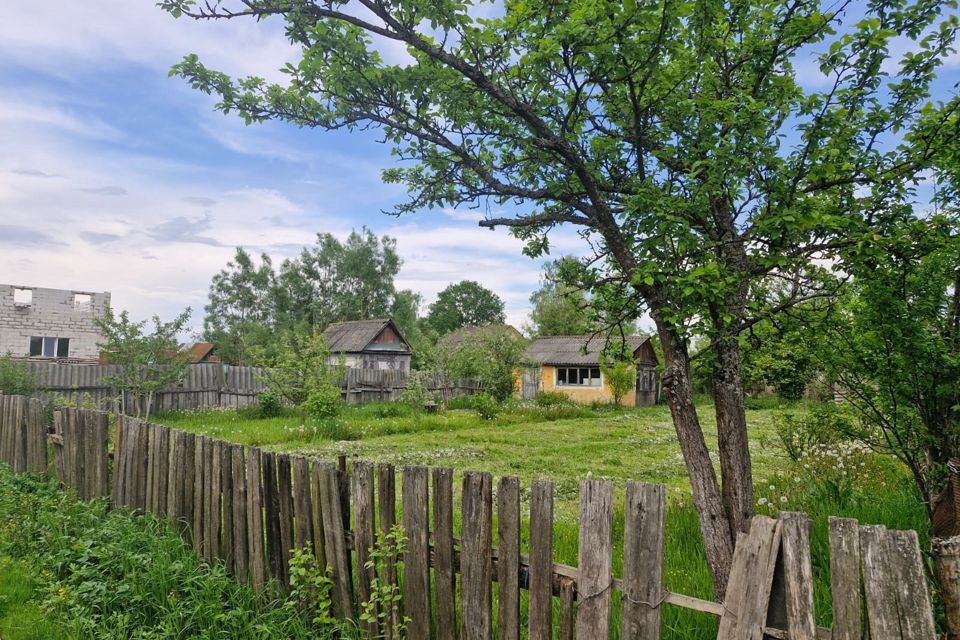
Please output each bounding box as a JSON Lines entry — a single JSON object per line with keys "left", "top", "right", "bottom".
{"left": 250, "top": 328, "right": 344, "bottom": 419}
{"left": 601, "top": 360, "right": 636, "bottom": 406}
{"left": 163, "top": 0, "right": 959, "bottom": 594}
{"left": 740, "top": 316, "right": 819, "bottom": 401}
{"left": 204, "top": 247, "right": 276, "bottom": 365}
{"left": 0, "top": 353, "right": 38, "bottom": 396}
{"left": 527, "top": 259, "right": 592, "bottom": 337}
{"left": 426, "top": 281, "right": 505, "bottom": 336}
{"left": 438, "top": 325, "right": 526, "bottom": 401}
{"left": 391, "top": 289, "right": 434, "bottom": 370}
{"left": 275, "top": 228, "right": 401, "bottom": 329}
{"left": 96, "top": 307, "right": 193, "bottom": 421}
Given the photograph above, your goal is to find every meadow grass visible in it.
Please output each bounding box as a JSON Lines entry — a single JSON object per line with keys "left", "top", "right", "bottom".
{"left": 0, "top": 557, "right": 62, "bottom": 640}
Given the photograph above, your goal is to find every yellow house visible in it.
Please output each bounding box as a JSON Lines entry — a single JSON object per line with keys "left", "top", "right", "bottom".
{"left": 517, "top": 335, "right": 659, "bottom": 406}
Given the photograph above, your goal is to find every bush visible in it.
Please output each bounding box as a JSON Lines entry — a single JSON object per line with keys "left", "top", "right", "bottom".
{"left": 601, "top": 360, "right": 636, "bottom": 405}
{"left": 535, "top": 391, "right": 572, "bottom": 407}
{"left": 445, "top": 395, "right": 476, "bottom": 410}
{"left": 473, "top": 392, "right": 499, "bottom": 420}
{"left": 0, "top": 353, "right": 37, "bottom": 396}
{"left": 401, "top": 371, "right": 434, "bottom": 412}
{"left": 775, "top": 403, "right": 854, "bottom": 462}
{"left": 303, "top": 384, "right": 341, "bottom": 419}
{"left": 258, "top": 391, "right": 283, "bottom": 418}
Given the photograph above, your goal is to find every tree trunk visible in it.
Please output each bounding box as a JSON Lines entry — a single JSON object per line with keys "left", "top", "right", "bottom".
{"left": 935, "top": 536, "right": 960, "bottom": 640}
{"left": 711, "top": 336, "right": 755, "bottom": 535}
{"left": 655, "top": 314, "right": 735, "bottom": 598}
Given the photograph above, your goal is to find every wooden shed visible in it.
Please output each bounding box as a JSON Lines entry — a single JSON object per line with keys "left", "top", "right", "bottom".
{"left": 322, "top": 318, "right": 412, "bottom": 372}
{"left": 519, "top": 335, "right": 659, "bottom": 406}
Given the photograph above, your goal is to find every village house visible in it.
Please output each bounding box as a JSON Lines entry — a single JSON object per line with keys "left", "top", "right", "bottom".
{"left": 322, "top": 318, "right": 412, "bottom": 371}
{"left": 0, "top": 284, "right": 110, "bottom": 363}
{"left": 440, "top": 323, "right": 524, "bottom": 349}
{"left": 518, "top": 335, "right": 659, "bottom": 406}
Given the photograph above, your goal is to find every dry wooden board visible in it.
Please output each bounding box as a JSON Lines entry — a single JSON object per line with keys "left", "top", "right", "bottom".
{"left": 576, "top": 480, "right": 613, "bottom": 640}
{"left": 166, "top": 430, "right": 184, "bottom": 526}
{"left": 209, "top": 439, "right": 223, "bottom": 562}
{"left": 828, "top": 517, "right": 862, "bottom": 640}
{"left": 889, "top": 529, "right": 936, "bottom": 640}
{"left": 621, "top": 482, "right": 665, "bottom": 639}
{"left": 145, "top": 424, "right": 157, "bottom": 513}
{"left": 53, "top": 410, "right": 66, "bottom": 486}
{"left": 262, "top": 451, "right": 283, "bottom": 585}
{"left": 558, "top": 579, "right": 575, "bottom": 640}
{"left": 860, "top": 525, "right": 902, "bottom": 640}
{"left": 352, "top": 461, "right": 377, "bottom": 637}
{"left": 717, "top": 530, "right": 756, "bottom": 639}
{"left": 246, "top": 447, "right": 266, "bottom": 592}
{"left": 403, "top": 465, "right": 431, "bottom": 640}
{"left": 378, "top": 463, "right": 397, "bottom": 637}
{"left": 310, "top": 460, "right": 327, "bottom": 571}
{"left": 735, "top": 517, "right": 782, "bottom": 640}
{"left": 461, "top": 471, "right": 493, "bottom": 640}
{"left": 155, "top": 424, "right": 170, "bottom": 517}
{"left": 528, "top": 480, "right": 554, "bottom": 640}
{"left": 318, "top": 461, "right": 354, "bottom": 619}
{"left": 193, "top": 435, "right": 207, "bottom": 554}
{"left": 432, "top": 467, "right": 456, "bottom": 640}
{"left": 180, "top": 432, "right": 197, "bottom": 536}
{"left": 220, "top": 440, "right": 234, "bottom": 568}
{"left": 26, "top": 399, "right": 46, "bottom": 474}
{"left": 292, "top": 456, "right": 313, "bottom": 553}
{"left": 276, "top": 454, "right": 294, "bottom": 588}
{"left": 231, "top": 444, "right": 249, "bottom": 581}
{"left": 779, "top": 512, "right": 816, "bottom": 640}
{"left": 497, "top": 476, "right": 520, "bottom": 640}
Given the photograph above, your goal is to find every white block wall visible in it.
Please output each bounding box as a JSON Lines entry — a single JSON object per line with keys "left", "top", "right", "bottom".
{"left": 0, "top": 284, "right": 110, "bottom": 361}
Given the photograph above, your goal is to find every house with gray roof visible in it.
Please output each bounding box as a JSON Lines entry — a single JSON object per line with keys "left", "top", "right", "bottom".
{"left": 322, "top": 318, "right": 412, "bottom": 372}
{"left": 519, "top": 335, "right": 659, "bottom": 406}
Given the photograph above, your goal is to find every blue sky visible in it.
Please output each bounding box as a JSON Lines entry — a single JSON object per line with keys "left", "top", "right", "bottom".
{"left": 0, "top": 2, "right": 584, "bottom": 332}
{"left": 0, "top": 3, "right": 956, "bottom": 335}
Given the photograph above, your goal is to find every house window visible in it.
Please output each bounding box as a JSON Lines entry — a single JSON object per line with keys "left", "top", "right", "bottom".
{"left": 29, "top": 336, "right": 69, "bottom": 358}
{"left": 13, "top": 288, "right": 32, "bottom": 306}
{"left": 73, "top": 293, "right": 92, "bottom": 311}
{"left": 557, "top": 366, "right": 601, "bottom": 387}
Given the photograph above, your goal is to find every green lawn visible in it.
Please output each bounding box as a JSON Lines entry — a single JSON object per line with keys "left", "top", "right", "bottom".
{"left": 157, "top": 401, "right": 789, "bottom": 517}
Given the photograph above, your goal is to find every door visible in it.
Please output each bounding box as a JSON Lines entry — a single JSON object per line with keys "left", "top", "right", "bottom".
{"left": 522, "top": 367, "right": 539, "bottom": 399}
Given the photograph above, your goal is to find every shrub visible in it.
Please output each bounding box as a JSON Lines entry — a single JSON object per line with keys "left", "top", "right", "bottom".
{"left": 774, "top": 404, "right": 853, "bottom": 462}
{"left": 445, "top": 395, "right": 476, "bottom": 410}
{"left": 601, "top": 360, "right": 636, "bottom": 405}
{"left": 535, "top": 391, "right": 572, "bottom": 407}
{"left": 303, "top": 384, "right": 342, "bottom": 420}
{"left": 258, "top": 391, "right": 283, "bottom": 418}
{"left": 473, "top": 392, "right": 499, "bottom": 420}
{"left": 0, "top": 353, "right": 38, "bottom": 396}
{"left": 401, "top": 371, "right": 433, "bottom": 413}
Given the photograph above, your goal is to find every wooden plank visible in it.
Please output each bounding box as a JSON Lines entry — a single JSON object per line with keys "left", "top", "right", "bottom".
{"left": 193, "top": 435, "right": 206, "bottom": 554}
{"left": 262, "top": 451, "right": 283, "bottom": 585}
{"left": 132, "top": 419, "right": 149, "bottom": 510}
{"left": 558, "top": 579, "right": 575, "bottom": 640}
{"left": 432, "top": 467, "right": 456, "bottom": 640}
{"left": 12, "top": 396, "right": 25, "bottom": 474}
{"left": 828, "top": 517, "right": 862, "bottom": 640}
{"left": 180, "top": 432, "right": 196, "bottom": 536}
{"left": 311, "top": 460, "right": 327, "bottom": 571}
{"left": 26, "top": 399, "right": 47, "bottom": 474}
{"left": 155, "top": 424, "right": 170, "bottom": 516}
{"left": 220, "top": 440, "right": 234, "bottom": 567}
{"left": 497, "top": 476, "right": 520, "bottom": 640}
{"left": 292, "top": 456, "right": 313, "bottom": 554}
{"left": 860, "top": 524, "right": 902, "bottom": 640}
{"left": 231, "top": 444, "right": 249, "bottom": 581}
{"left": 779, "top": 512, "right": 816, "bottom": 640}
{"left": 145, "top": 423, "right": 157, "bottom": 512}
{"left": 528, "top": 479, "right": 554, "bottom": 640}
{"left": 621, "top": 482, "right": 665, "bottom": 639}
{"left": 208, "top": 439, "right": 222, "bottom": 562}
{"left": 889, "top": 529, "right": 936, "bottom": 640}
{"left": 276, "top": 453, "right": 294, "bottom": 589}
{"left": 402, "top": 465, "right": 431, "bottom": 640}
{"left": 717, "top": 531, "right": 757, "bottom": 639}
{"left": 318, "top": 461, "right": 354, "bottom": 619}
{"left": 166, "top": 430, "right": 183, "bottom": 524}
{"left": 65, "top": 408, "right": 80, "bottom": 495}
{"left": 352, "top": 461, "right": 377, "bottom": 637}
{"left": 246, "top": 447, "right": 266, "bottom": 592}
{"left": 90, "top": 411, "right": 110, "bottom": 499}
{"left": 461, "top": 471, "right": 493, "bottom": 640}
{"left": 735, "top": 517, "right": 782, "bottom": 640}
{"left": 576, "top": 479, "right": 613, "bottom": 640}
{"left": 53, "top": 410, "right": 66, "bottom": 485}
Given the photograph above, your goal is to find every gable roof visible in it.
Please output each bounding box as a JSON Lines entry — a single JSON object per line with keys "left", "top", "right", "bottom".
{"left": 322, "top": 318, "right": 411, "bottom": 354}
{"left": 523, "top": 335, "right": 652, "bottom": 366}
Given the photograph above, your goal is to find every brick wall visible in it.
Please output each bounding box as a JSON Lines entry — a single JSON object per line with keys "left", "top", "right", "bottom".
{"left": 0, "top": 284, "right": 110, "bottom": 362}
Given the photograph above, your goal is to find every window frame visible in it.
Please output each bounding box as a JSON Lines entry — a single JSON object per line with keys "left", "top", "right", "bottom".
{"left": 556, "top": 366, "right": 602, "bottom": 387}
{"left": 28, "top": 336, "right": 69, "bottom": 358}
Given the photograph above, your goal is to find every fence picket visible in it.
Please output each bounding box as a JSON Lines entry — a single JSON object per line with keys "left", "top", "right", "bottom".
{"left": 861, "top": 525, "right": 902, "bottom": 639}
{"left": 231, "top": 444, "right": 249, "bottom": 581}
{"left": 433, "top": 467, "right": 456, "bottom": 640}
{"left": 461, "top": 471, "right": 493, "bottom": 640}
{"left": 890, "top": 529, "right": 936, "bottom": 639}
{"left": 402, "top": 466, "right": 431, "bottom": 640}
{"left": 352, "top": 461, "right": 377, "bottom": 637}
{"left": 828, "top": 517, "right": 862, "bottom": 640}
{"left": 318, "top": 461, "right": 354, "bottom": 619}
{"left": 621, "top": 482, "right": 664, "bottom": 639}
{"left": 277, "top": 454, "right": 294, "bottom": 589}
{"left": 779, "top": 512, "right": 816, "bottom": 640}
{"left": 246, "top": 447, "right": 266, "bottom": 592}
{"left": 576, "top": 480, "right": 614, "bottom": 640}
{"left": 497, "top": 476, "right": 520, "bottom": 640}
{"left": 378, "top": 463, "right": 399, "bottom": 638}
{"left": 193, "top": 435, "right": 207, "bottom": 554}
{"left": 529, "top": 480, "right": 554, "bottom": 640}
{"left": 262, "top": 451, "right": 283, "bottom": 585}
{"left": 220, "top": 441, "right": 234, "bottom": 568}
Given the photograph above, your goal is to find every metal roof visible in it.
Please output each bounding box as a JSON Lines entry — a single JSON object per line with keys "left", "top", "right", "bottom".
{"left": 522, "top": 335, "right": 651, "bottom": 365}
{"left": 322, "top": 319, "right": 411, "bottom": 354}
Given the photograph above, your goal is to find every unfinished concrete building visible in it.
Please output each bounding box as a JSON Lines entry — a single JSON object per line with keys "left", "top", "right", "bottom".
{"left": 0, "top": 284, "right": 111, "bottom": 363}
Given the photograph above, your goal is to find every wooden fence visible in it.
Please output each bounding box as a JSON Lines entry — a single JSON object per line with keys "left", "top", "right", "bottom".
{"left": 24, "top": 362, "right": 480, "bottom": 411}
{"left": 0, "top": 395, "right": 941, "bottom": 639}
